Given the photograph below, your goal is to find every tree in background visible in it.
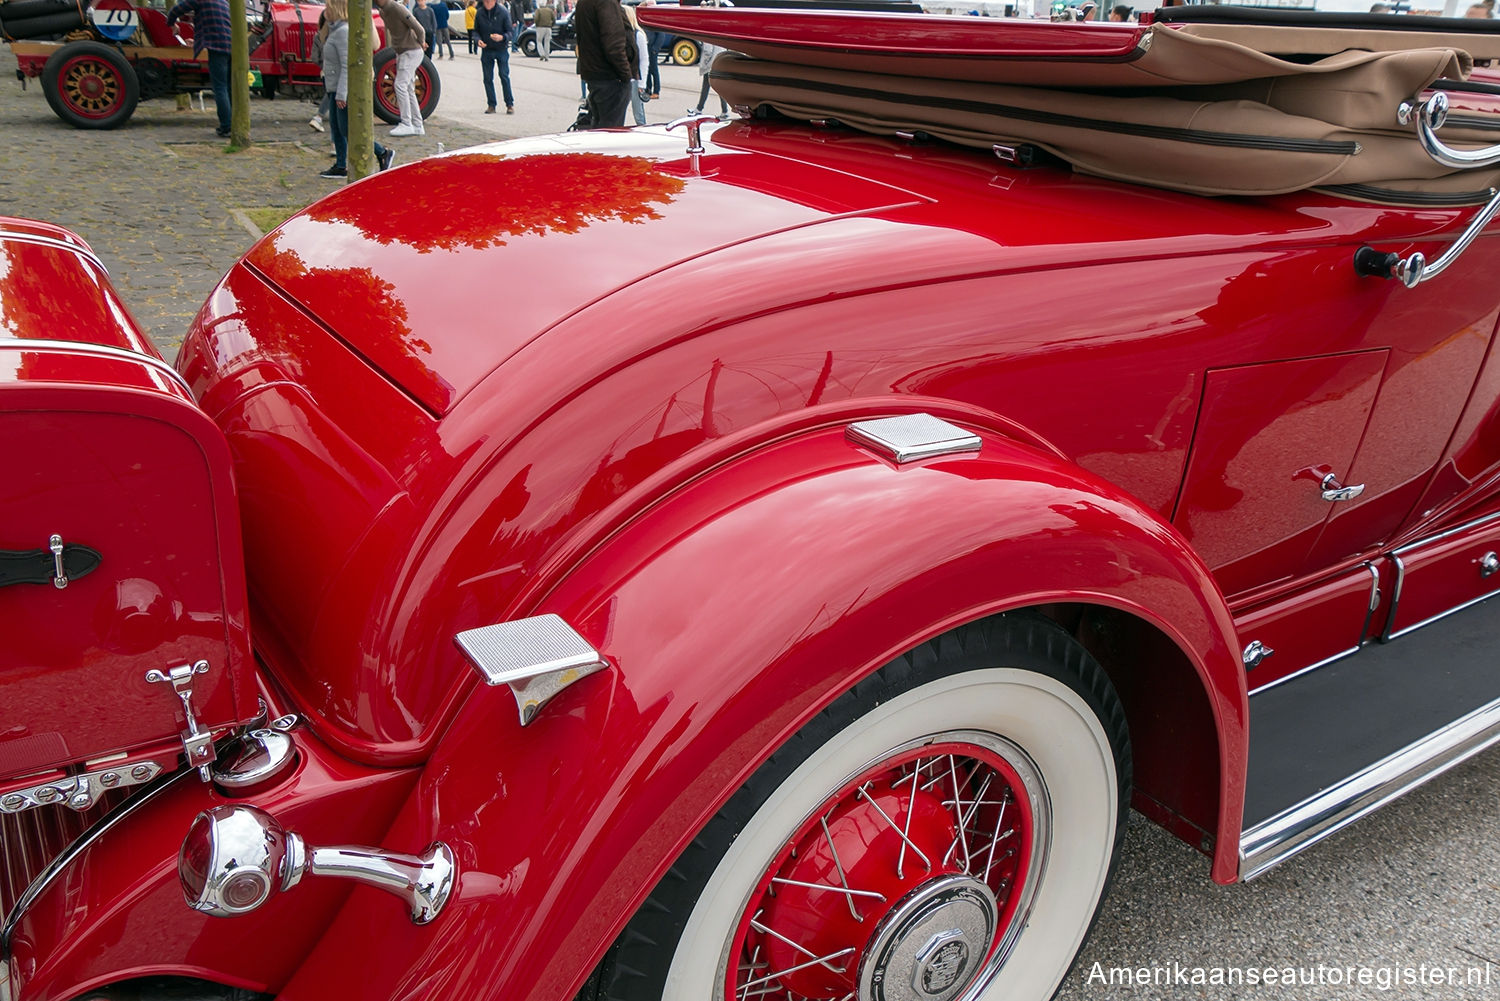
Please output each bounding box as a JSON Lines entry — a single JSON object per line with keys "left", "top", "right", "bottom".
{"left": 229, "top": 0, "right": 250, "bottom": 145}
{"left": 349, "top": 0, "right": 375, "bottom": 178}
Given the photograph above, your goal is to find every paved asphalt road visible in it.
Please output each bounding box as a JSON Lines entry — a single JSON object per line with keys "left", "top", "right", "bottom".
{"left": 2, "top": 40, "right": 1498, "bottom": 1001}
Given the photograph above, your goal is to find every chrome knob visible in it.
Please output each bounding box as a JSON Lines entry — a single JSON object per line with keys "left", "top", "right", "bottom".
{"left": 179, "top": 805, "right": 456, "bottom": 924}
{"left": 1481, "top": 551, "right": 1499, "bottom": 579}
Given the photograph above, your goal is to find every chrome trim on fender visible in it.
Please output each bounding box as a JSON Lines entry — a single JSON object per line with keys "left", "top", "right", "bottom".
{"left": 1, "top": 765, "right": 196, "bottom": 960}
{"left": 846, "top": 414, "right": 982, "bottom": 464}
{"left": 455, "top": 614, "right": 609, "bottom": 726}
{"left": 1239, "top": 696, "right": 1500, "bottom": 880}
{"left": 0, "top": 339, "right": 193, "bottom": 396}
{"left": 0, "top": 230, "right": 109, "bottom": 276}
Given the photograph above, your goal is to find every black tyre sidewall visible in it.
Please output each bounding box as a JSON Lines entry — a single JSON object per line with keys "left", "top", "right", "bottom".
{"left": 41, "top": 41, "right": 140, "bottom": 129}
{"left": 587, "top": 611, "right": 1132, "bottom": 1001}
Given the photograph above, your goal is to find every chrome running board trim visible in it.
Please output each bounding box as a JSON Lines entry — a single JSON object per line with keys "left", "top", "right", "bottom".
{"left": 1239, "top": 695, "right": 1500, "bottom": 880}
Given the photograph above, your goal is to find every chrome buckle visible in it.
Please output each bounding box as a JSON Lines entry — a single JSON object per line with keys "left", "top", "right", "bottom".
{"left": 145, "top": 660, "right": 215, "bottom": 779}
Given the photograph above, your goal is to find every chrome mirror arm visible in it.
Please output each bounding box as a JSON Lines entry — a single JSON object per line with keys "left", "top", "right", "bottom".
{"left": 1355, "top": 93, "right": 1500, "bottom": 288}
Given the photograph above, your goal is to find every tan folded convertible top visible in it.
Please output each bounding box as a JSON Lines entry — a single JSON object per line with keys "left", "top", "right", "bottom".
{"left": 684, "top": 8, "right": 1500, "bottom": 200}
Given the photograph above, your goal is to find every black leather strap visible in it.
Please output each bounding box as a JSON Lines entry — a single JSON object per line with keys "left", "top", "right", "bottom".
{"left": 0, "top": 544, "right": 102, "bottom": 588}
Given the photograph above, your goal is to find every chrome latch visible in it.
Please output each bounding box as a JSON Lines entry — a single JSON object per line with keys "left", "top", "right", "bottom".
{"left": 48, "top": 534, "right": 66, "bottom": 588}
{"left": 145, "top": 660, "right": 215, "bottom": 779}
{"left": 1480, "top": 551, "right": 1499, "bottom": 579}
{"left": 666, "top": 113, "right": 718, "bottom": 155}
{"left": 1242, "top": 640, "right": 1274, "bottom": 670}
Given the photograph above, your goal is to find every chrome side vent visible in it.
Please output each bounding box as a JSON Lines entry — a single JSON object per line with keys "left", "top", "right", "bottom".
{"left": 455, "top": 614, "right": 609, "bottom": 725}
{"left": 846, "top": 414, "right": 982, "bottom": 464}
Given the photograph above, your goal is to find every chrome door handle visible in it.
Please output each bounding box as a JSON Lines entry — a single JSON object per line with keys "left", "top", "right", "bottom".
{"left": 1320, "top": 473, "right": 1365, "bottom": 503}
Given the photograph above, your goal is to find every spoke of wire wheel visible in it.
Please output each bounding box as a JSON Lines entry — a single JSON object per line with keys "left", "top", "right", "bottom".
{"left": 745, "top": 917, "right": 855, "bottom": 983}
{"left": 856, "top": 783, "right": 932, "bottom": 871}
{"left": 945, "top": 757, "right": 976, "bottom": 869}
{"left": 981, "top": 845, "right": 1018, "bottom": 882}
{"left": 771, "top": 875, "right": 886, "bottom": 901}
{"left": 896, "top": 765, "right": 921, "bottom": 880}
{"left": 819, "top": 815, "right": 864, "bottom": 922}
{"left": 738, "top": 947, "right": 856, "bottom": 993}
{"left": 983, "top": 790, "right": 1009, "bottom": 883}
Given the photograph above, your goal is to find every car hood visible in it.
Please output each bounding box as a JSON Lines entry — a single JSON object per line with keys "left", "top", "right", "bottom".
{"left": 244, "top": 129, "right": 928, "bottom": 416}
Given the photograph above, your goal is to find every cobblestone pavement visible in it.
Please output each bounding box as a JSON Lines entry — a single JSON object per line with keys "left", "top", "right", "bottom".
{"left": 4, "top": 37, "right": 1499, "bottom": 1001}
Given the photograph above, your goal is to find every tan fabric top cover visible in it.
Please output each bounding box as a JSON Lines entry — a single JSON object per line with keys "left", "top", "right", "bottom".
{"left": 709, "top": 25, "right": 1500, "bottom": 199}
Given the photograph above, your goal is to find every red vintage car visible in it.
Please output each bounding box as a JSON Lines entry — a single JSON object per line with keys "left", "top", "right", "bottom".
{"left": 3, "top": 5, "right": 1500, "bottom": 1001}
{"left": 2, "top": 0, "right": 440, "bottom": 129}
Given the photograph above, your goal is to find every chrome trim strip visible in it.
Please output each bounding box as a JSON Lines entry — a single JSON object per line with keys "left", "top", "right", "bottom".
{"left": 1239, "top": 695, "right": 1500, "bottom": 881}
{"left": 0, "top": 339, "right": 192, "bottom": 396}
{"left": 1379, "top": 509, "right": 1500, "bottom": 642}
{"left": 1247, "top": 646, "right": 1361, "bottom": 698}
{"left": 845, "top": 414, "right": 982, "bottom": 464}
{"left": 0, "top": 766, "right": 195, "bottom": 959}
{"left": 1392, "top": 508, "right": 1500, "bottom": 556}
{"left": 0, "top": 230, "right": 109, "bottom": 277}
{"left": 1359, "top": 560, "right": 1381, "bottom": 640}
{"left": 1386, "top": 586, "right": 1500, "bottom": 641}
{"left": 1380, "top": 551, "right": 1407, "bottom": 642}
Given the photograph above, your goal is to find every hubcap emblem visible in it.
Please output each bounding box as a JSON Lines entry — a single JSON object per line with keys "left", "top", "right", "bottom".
{"left": 914, "top": 931, "right": 969, "bottom": 996}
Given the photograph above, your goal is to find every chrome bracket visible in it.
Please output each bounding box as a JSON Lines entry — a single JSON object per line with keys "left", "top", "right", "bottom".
{"left": 145, "top": 660, "right": 215, "bottom": 779}
{"left": 1242, "top": 640, "right": 1275, "bottom": 670}
{"left": 0, "top": 760, "right": 164, "bottom": 815}
{"left": 455, "top": 614, "right": 609, "bottom": 726}
{"left": 1355, "top": 92, "right": 1500, "bottom": 288}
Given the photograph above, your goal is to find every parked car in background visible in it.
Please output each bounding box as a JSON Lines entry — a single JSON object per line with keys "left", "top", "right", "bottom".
{"left": 517, "top": 7, "right": 574, "bottom": 56}
{"left": 4, "top": 7, "right": 1500, "bottom": 1001}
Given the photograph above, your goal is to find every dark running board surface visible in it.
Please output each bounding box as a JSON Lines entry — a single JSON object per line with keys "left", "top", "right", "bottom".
{"left": 1239, "top": 591, "right": 1500, "bottom": 880}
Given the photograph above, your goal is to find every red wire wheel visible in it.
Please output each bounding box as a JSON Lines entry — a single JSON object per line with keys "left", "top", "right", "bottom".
{"left": 726, "top": 737, "right": 1046, "bottom": 1001}
{"left": 41, "top": 41, "right": 140, "bottom": 129}
{"left": 580, "top": 615, "right": 1131, "bottom": 1001}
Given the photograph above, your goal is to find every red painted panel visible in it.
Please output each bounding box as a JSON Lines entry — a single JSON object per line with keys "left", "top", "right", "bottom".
{"left": 1174, "top": 351, "right": 1387, "bottom": 598}
{"left": 1236, "top": 564, "right": 1377, "bottom": 693}
{"left": 1386, "top": 513, "right": 1500, "bottom": 637}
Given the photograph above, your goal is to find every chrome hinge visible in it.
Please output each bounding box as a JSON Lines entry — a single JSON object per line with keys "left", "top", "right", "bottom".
{"left": 145, "top": 660, "right": 215, "bottom": 779}
{"left": 0, "top": 760, "right": 164, "bottom": 815}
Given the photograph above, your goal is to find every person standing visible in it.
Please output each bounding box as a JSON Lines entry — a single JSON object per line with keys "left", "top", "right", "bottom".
{"left": 432, "top": 0, "right": 455, "bottom": 58}
{"left": 640, "top": 0, "right": 662, "bottom": 99}
{"left": 165, "top": 0, "right": 232, "bottom": 136}
{"left": 320, "top": 0, "right": 396, "bottom": 178}
{"left": 574, "top": 0, "right": 633, "bottom": 128}
{"left": 415, "top": 0, "right": 438, "bottom": 60}
{"left": 474, "top": 0, "right": 514, "bottom": 113}
{"left": 375, "top": 0, "right": 427, "bottom": 136}
{"left": 623, "top": 1, "right": 647, "bottom": 126}
{"left": 533, "top": 0, "right": 555, "bottom": 60}
{"left": 509, "top": 0, "right": 525, "bottom": 50}
{"left": 465, "top": 0, "right": 479, "bottom": 53}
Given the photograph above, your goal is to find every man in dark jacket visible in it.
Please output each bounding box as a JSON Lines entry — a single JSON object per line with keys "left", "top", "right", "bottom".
{"left": 474, "top": 0, "right": 515, "bottom": 113}
{"left": 574, "top": 0, "right": 633, "bottom": 128}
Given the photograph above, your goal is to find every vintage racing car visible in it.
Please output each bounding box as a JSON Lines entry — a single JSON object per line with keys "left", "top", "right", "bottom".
{"left": 3, "top": 5, "right": 1500, "bottom": 1001}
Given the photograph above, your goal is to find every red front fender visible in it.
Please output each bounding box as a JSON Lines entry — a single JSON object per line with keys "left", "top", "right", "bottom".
{"left": 279, "top": 425, "right": 1247, "bottom": 1001}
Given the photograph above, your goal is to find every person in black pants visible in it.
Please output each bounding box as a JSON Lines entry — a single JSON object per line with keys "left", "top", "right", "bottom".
{"left": 475, "top": 0, "right": 515, "bottom": 112}
{"left": 573, "top": 0, "right": 633, "bottom": 128}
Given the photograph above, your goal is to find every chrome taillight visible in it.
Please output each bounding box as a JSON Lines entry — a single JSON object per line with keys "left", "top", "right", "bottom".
{"left": 178, "top": 804, "right": 456, "bottom": 924}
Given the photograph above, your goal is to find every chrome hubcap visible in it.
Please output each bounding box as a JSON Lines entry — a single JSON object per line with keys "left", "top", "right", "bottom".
{"left": 859, "top": 875, "right": 997, "bottom": 1001}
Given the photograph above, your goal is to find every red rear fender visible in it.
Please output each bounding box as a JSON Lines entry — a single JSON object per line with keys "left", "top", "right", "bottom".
{"left": 278, "top": 424, "right": 1247, "bottom": 1001}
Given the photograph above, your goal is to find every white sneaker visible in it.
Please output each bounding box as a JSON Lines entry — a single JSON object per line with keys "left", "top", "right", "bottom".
{"left": 308, "top": 115, "right": 325, "bottom": 132}
{"left": 389, "top": 123, "right": 417, "bottom": 137}
{"left": 413, "top": 124, "right": 426, "bottom": 135}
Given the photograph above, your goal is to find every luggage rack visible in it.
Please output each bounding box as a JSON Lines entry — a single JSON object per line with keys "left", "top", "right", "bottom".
{"left": 1355, "top": 90, "right": 1500, "bottom": 288}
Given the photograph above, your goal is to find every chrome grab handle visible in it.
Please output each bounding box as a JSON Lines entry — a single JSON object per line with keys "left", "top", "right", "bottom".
{"left": 1320, "top": 473, "right": 1365, "bottom": 503}
{"left": 666, "top": 113, "right": 719, "bottom": 155}
{"left": 1354, "top": 93, "right": 1500, "bottom": 288}
{"left": 48, "top": 534, "right": 66, "bottom": 588}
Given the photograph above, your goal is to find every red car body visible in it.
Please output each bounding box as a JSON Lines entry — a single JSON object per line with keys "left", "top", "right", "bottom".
{"left": 3, "top": 9, "right": 1500, "bottom": 1001}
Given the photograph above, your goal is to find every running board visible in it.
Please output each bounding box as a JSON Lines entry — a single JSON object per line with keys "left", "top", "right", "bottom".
{"left": 1239, "top": 696, "right": 1500, "bottom": 880}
